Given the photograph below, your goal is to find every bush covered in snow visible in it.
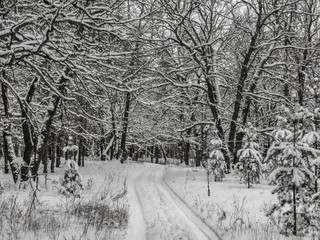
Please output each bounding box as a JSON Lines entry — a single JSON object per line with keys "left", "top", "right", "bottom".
{"left": 236, "top": 123, "right": 262, "bottom": 188}
{"left": 266, "top": 105, "right": 320, "bottom": 236}
{"left": 59, "top": 159, "right": 83, "bottom": 197}
{"left": 207, "top": 138, "right": 226, "bottom": 182}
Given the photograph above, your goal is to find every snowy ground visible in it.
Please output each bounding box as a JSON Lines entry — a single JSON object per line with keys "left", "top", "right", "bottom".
{"left": 125, "top": 162, "right": 308, "bottom": 240}
{"left": 0, "top": 160, "right": 310, "bottom": 239}
{"left": 164, "top": 165, "right": 308, "bottom": 240}
{"left": 0, "top": 159, "right": 135, "bottom": 240}
{"left": 126, "top": 163, "right": 219, "bottom": 240}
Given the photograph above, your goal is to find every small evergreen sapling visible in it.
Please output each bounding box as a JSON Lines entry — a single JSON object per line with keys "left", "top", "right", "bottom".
{"left": 236, "top": 123, "right": 262, "bottom": 188}
{"left": 208, "top": 138, "right": 226, "bottom": 182}
{"left": 60, "top": 137, "right": 83, "bottom": 197}
{"left": 60, "top": 159, "right": 84, "bottom": 197}
{"left": 304, "top": 108, "right": 320, "bottom": 234}
{"left": 266, "top": 105, "right": 317, "bottom": 236}
{"left": 205, "top": 136, "right": 226, "bottom": 196}
{"left": 308, "top": 108, "right": 320, "bottom": 192}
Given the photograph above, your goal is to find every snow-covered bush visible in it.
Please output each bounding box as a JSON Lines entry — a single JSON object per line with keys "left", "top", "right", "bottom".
{"left": 59, "top": 159, "right": 83, "bottom": 197}
{"left": 63, "top": 136, "right": 78, "bottom": 161}
{"left": 236, "top": 123, "right": 262, "bottom": 188}
{"left": 308, "top": 108, "right": 320, "bottom": 188}
{"left": 62, "top": 145, "right": 79, "bottom": 154}
{"left": 207, "top": 138, "right": 226, "bottom": 182}
{"left": 266, "top": 104, "right": 318, "bottom": 236}
{"left": 205, "top": 136, "right": 227, "bottom": 196}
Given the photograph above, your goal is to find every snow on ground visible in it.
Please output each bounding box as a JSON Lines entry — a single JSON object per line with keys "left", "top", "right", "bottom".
{"left": 0, "top": 159, "right": 311, "bottom": 240}
{"left": 126, "top": 163, "right": 219, "bottom": 240}
{"left": 0, "top": 159, "right": 140, "bottom": 240}
{"left": 165, "top": 165, "right": 308, "bottom": 240}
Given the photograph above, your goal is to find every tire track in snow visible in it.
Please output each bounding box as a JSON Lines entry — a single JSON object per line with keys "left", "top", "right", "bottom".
{"left": 127, "top": 164, "right": 220, "bottom": 240}
{"left": 126, "top": 169, "right": 147, "bottom": 240}
{"left": 161, "top": 170, "right": 222, "bottom": 240}
{"left": 137, "top": 169, "right": 183, "bottom": 240}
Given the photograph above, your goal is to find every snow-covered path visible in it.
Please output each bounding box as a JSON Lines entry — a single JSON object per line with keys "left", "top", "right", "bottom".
{"left": 126, "top": 164, "right": 220, "bottom": 240}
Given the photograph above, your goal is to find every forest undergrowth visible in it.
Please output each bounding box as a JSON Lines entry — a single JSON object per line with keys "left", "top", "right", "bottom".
{"left": 193, "top": 195, "right": 307, "bottom": 240}
{"left": 166, "top": 166, "right": 312, "bottom": 240}
{"left": 0, "top": 161, "right": 128, "bottom": 240}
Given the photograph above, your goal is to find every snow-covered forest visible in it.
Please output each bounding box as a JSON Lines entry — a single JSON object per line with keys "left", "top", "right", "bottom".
{"left": 1, "top": 0, "right": 320, "bottom": 239}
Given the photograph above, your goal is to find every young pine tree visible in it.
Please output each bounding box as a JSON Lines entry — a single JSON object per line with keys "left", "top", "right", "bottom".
{"left": 236, "top": 123, "right": 262, "bottom": 188}
{"left": 60, "top": 139, "right": 83, "bottom": 197}
{"left": 60, "top": 158, "right": 84, "bottom": 198}
{"left": 208, "top": 138, "right": 226, "bottom": 182}
{"left": 205, "top": 135, "right": 226, "bottom": 196}
{"left": 266, "top": 105, "right": 317, "bottom": 236}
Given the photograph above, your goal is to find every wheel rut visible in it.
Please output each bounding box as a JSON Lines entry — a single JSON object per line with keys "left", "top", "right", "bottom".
{"left": 127, "top": 164, "right": 220, "bottom": 240}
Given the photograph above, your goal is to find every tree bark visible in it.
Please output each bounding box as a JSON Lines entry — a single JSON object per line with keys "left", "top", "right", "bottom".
{"left": 42, "top": 145, "right": 48, "bottom": 174}
{"left": 51, "top": 132, "right": 56, "bottom": 173}
{"left": 228, "top": 8, "right": 262, "bottom": 165}
{"left": 119, "top": 92, "right": 131, "bottom": 162}
{"left": 110, "top": 102, "right": 116, "bottom": 161}
{"left": 179, "top": 141, "right": 184, "bottom": 164}
{"left": 184, "top": 140, "right": 190, "bottom": 166}
{"left": 233, "top": 53, "right": 270, "bottom": 162}
{"left": 100, "top": 136, "right": 105, "bottom": 160}
{"left": 205, "top": 77, "right": 230, "bottom": 168}
{"left": 160, "top": 145, "right": 167, "bottom": 164}
{"left": 155, "top": 146, "right": 160, "bottom": 164}
{"left": 81, "top": 144, "right": 85, "bottom": 167}
{"left": 78, "top": 138, "right": 83, "bottom": 166}
{"left": 2, "top": 133, "right": 9, "bottom": 174}
{"left": 32, "top": 73, "right": 67, "bottom": 177}
{"left": 20, "top": 77, "right": 38, "bottom": 181}
{"left": 1, "top": 82, "right": 19, "bottom": 183}
{"left": 150, "top": 145, "right": 154, "bottom": 163}
{"left": 56, "top": 135, "right": 61, "bottom": 168}
{"left": 73, "top": 138, "right": 77, "bottom": 161}
{"left": 195, "top": 148, "right": 201, "bottom": 167}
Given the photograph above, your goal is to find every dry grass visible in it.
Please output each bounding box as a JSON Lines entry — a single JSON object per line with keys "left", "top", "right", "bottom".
{"left": 193, "top": 195, "right": 312, "bottom": 240}
{"left": 0, "top": 168, "right": 128, "bottom": 240}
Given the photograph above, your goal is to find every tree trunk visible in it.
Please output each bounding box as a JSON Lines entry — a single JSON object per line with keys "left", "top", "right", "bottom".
{"left": 134, "top": 147, "right": 139, "bottom": 161}
{"left": 2, "top": 126, "right": 19, "bottom": 183}
{"left": 179, "top": 141, "right": 184, "bottom": 164}
{"left": 20, "top": 77, "right": 38, "bottom": 181}
{"left": 184, "top": 140, "right": 190, "bottom": 166}
{"left": 42, "top": 145, "right": 48, "bottom": 174}
{"left": 155, "top": 146, "right": 159, "bottom": 164}
{"left": 160, "top": 145, "right": 167, "bottom": 164}
{"left": 110, "top": 102, "right": 116, "bottom": 161}
{"left": 32, "top": 72, "right": 67, "bottom": 177}
{"left": 228, "top": 6, "right": 262, "bottom": 165}
{"left": 195, "top": 148, "right": 201, "bottom": 167}
{"left": 228, "top": 44, "right": 259, "bottom": 164}
{"left": 81, "top": 144, "right": 85, "bottom": 167}
{"left": 56, "top": 135, "right": 61, "bottom": 168}
{"left": 51, "top": 132, "right": 56, "bottom": 173}
{"left": 150, "top": 145, "right": 154, "bottom": 163}
{"left": 1, "top": 82, "right": 19, "bottom": 183}
{"left": 65, "top": 139, "right": 69, "bottom": 161}
{"left": 100, "top": 136, "right": 105, "bottom": 160}
{"left": 129, "top": 145, "right": 134, "bottom": 159}
{"left": 2, "top": 133, "right": 9, "bottom": 174}
{"left": 293, "top": 183, "right": 297, "bottom": 235}
{"left": 296, "top": 5, "right": 313, "bottom": 106}
{"left": 119, "top": 92, "right": 131, "bottom": 162}
{"left": 205, "top": 77, "right": 230, "bottom": 168}
{"left": 73, "top": 138, "right": 77, "bottom": 161}
{"left": 78, "top": 138, "right": 83, "bottom": 166}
